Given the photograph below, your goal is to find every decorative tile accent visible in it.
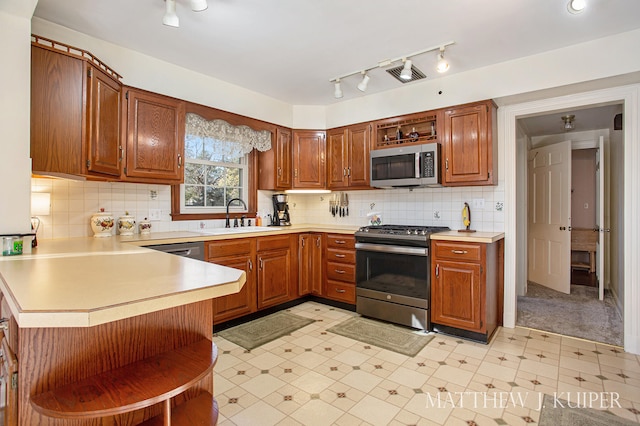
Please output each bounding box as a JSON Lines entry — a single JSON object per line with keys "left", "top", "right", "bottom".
{"left": 610, "top": 348, "right": 622, "bottom": 353}
{"left": 531, "top": 380, "right": 541, "bottom": 385}
{"left": 388, "top": 389, "right": 398, "bottom": 395}
{"left": 438, "top": 387, "right": 448, "bottom": 392}
{"left": 261, "top": 369, "right": 269, "bottom": 374}
{"left": 596, "top": 375, "right": 608, "bottom": 380}
{"left": 628, "top": 408, "right": 640, "bottom": 415}
{"left": 485, "top": 383, "right": 496, "bottom": 389}
{"left": 617, "top": 373, "right": 630, "bottom": 379}
{"left": 223, "top": 350, "right": 231, "bottom": 354}
{"left": 438, "top": 361, "right": 447, "bottom": 365}
{"left": 305, "top": 348, "right": 312, "bottom": 352}
{"left": 438, "top": 341, "right": 447, "bottom": 345}
{"left": 324, "top": 347, "right": 332, "bottom": 351}
{"left": 575, "top": 376, "right": 586, "bottom": 382}
{"left": 284, "top": 368, "right": 292, "bottom": 373}
{"left": 310, "top": 394, "right": 320, "bottom": 399}
{"left": 374, "top": 365, "right": 383, "bottom": 369}
{"left": 522, "top": 416, "right": 535, "bottom": 423}
{"left": 518, "top": 355, "right": 527, "bottom": 359}
{"left": 353, "top": 366, "right": 361, "bottom": 370}
{"left": 536, "top": 354, "right": 546, "bottom": 359}
{"left": 508, "top": 337, "right": 517, "bottom": 341}
{"left": 524, "top": 336, "right": 533, "bottom": 340}
{"left": 508, "top": 382, "right": 519, "bottom": 387}
{"left": 229, "top": 398, "right": 238, "bottom": 404}
{"left": 364, "top": 345, "right": 371, "bottom": 349}
{"left": 337, "top": 392, "right": 346, "bottom": 398}
{"left": 593, "top": 350, "right": 603, "bottom": 355}
{"left": 320, "top": 332, "right": 327, "bottom": 335}
{"left": 244, "top": 349, "right": 251, "bottom": 353}
{"left": 285, "top": 349, "right": 292, "bottom": 353}
{"left": 458, "top": 359, "right": 468, "bottom": 364}
{"left": 413, "top": 388, "right": 423, "bottom": 394}
{"left": 284, "top": 395, "right": 293, "bottom": 401}
{"left": 494, "top": 419, "right": 508, "bottom": 425}
{"left": 498, "top": 356, "right": 508, "bottom": 361}
{"left": 574, "top": 351, "right": 584, "bottom": 356}
{"left": 330, "top": 367, "right": 338, "bottom": 371}
{"left": 237, "top": 371, "right": 246, "bottom": 375}
{"left": 417, "top": 362, "right": 426, "bottom": 367}
{"left": 466, "top": 421, "right": 478, "bottom": 426}
{"left": 541, "top": 334, "right": 549, "bottom": 338}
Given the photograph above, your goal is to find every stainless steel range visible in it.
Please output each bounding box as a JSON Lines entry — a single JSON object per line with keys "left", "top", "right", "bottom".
{"left": 355, "top": 224, "right": 449, "bottom": 330}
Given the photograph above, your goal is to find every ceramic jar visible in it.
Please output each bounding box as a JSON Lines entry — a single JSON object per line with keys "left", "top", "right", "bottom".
{"left": 90, "top": 210, "right": 114, "bottom": 237}
{"left": 139, "top": 218, "right": 152, "bottom": 235}
{"left": 118, "top": 214, "right": 136, "bottom": 236}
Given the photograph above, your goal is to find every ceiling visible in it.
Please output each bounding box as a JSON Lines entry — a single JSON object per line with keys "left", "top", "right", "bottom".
{"left": 519, "top": 104, "right": 622, "bottom": 137}
{"left": 33, "top": 0, "right": 640, "bottom": 106}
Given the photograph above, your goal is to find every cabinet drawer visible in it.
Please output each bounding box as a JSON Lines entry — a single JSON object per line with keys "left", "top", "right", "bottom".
{"left": 257, "top": 235, "right": 291, "bottom": 251}
{"left": 325, "top": 281, "right": 356, "bottom": 304}
{"left": 206, "top": 238, "right": 254, "bottom": 259}
{"left": 433, "top": 241, "right": 483, "bottom": 262}
{"left": 326, "top": 234, "right": 355, "bottom": 249}
{"left": 326, "top": 248, "right": 355, "bottom": 264}
{"left": 326, "top": 261, "right": 355, "bottom": 283}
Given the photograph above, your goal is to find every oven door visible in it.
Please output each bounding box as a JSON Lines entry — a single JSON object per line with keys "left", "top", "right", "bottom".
{"left": 355, "top": 242, "right": 430, "bottom": 306}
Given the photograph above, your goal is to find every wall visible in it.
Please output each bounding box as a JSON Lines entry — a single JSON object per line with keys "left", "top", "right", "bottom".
{"left": 0, "top": 4, "right": 37, "bottom": 235}
{"left": 571, "top": 149, "right": 597, "bottom": 229}
{"left": 610, "top": 110, "right": 625, "bottom": 313}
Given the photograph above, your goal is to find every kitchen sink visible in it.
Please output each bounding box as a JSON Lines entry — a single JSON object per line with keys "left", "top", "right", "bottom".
{"left": 199, "top": 226, "right": 281, "bottom": 235}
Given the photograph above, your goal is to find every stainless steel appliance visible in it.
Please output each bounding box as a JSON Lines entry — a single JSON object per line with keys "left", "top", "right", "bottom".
{"left": 370, "top": 143, "right": 441, "bottom": 188}
{"left": 355, "top": 224, "right": 449, "bottom": 330}
{"left": 145, "top": 241, "right": 205, "bottom": 260}
{"left": 270, "top": 193, "right": 291, "bottom": 226}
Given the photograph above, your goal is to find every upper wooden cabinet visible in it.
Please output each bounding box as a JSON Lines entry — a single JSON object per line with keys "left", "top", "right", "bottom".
{"left": 441, "top": 100, "right": 497, "bottom": 186}
{"left": 258, "top": 127, "right": 292, "bottom": 190}
{"left": 292, "top": 130, "right": 326, "bottom": 189}
{"left": 122, "top": 87, "right": 185, "bottom": 183}
{"left": 327, "top": 123, "right": 371, "bottom": 189}
{"left": 31, "top": 42, "right": 123, "bottom": 179}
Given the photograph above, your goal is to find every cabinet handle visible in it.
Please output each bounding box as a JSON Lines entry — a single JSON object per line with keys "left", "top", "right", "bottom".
{"left": 119, "top": 145, "right": 124, "bottom": 161}
{"left": 334, "top": 269, "right": 346, "bottom": 274}
{"left": 294, "top": 169, "right": 298, "bottom": 177}
{"left": 177, "top": 154, "right": 183, "bottom": 168}
{"left": 316, "top": 237, "right": 321, "bottom": 247}
{"left": 343, "top": 168, "right": 347, "bottom": 177}
{"left": 259, "top": 258, "right": 263, "bottom": 270}
{"left": 445, "top": 159, "right": 449, "bottom": 170}
{"left": 334, "top": 240, "right": 346, "bottom": 244}
{"left": 435, "top": 264, "right": 439, "bottom": 277}
{"left": 334, "top": 254, "right": 346, "bottom": 258}
{"left": 347, "top": 167, "right": 351, "bottom": 176}
{"left": 335, "top": 289, "right": 346, "bottom": 293}
{"left": 301, "top": 238, "right": 305, "bottom": 248}
{"left": 451, "top": 250, "right": 468, "bottom": 254}
{"left": 248, "top": 259, "right": 253, "bottom": 271}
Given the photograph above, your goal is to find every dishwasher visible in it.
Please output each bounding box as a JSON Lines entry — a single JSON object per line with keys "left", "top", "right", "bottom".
{"left": 144, "top": 241, "right": 205, "bottom": 261}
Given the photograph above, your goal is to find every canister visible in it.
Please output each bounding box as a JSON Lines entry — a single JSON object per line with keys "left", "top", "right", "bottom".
{"left": 2, "top": 236, "right": 23, "bottom": 256}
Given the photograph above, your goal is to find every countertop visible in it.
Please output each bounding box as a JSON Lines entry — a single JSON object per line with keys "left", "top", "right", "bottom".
{"left": 430, "top": 230, "right": 505, "bottom": 244}
{"left": 0, "top": 224, "right": 358, "bottom": 329}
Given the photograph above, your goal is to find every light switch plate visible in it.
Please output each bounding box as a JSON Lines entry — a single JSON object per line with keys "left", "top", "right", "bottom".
{"left": 148, "top": 209, "right": 161, "bottom": 221}
{"left": 472, "top": 198, "right": 485, "bottom": 209}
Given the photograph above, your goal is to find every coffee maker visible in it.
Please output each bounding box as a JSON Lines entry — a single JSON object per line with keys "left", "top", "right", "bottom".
{"left": 270, "top": 194, "right": 291, "bottom": 226}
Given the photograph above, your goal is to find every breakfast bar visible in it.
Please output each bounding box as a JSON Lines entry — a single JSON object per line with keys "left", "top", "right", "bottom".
{"left": 0, "top": 237, "right": 246, "bottom": 425}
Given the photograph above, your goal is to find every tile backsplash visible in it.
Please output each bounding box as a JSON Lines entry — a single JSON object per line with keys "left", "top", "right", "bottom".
{"left": 32, "top": 178, "right": 504, "bottom": 240}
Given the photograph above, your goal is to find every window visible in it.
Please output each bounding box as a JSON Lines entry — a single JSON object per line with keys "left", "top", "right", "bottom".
{"left": 180, "top": 133, "right": 248, "bottom": 214}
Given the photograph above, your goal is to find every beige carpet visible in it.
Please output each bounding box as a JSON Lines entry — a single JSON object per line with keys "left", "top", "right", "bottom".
{"left": 327, "top": 316, "right": 434, "bottom": 357}
{"left": 517, "top": 282, "right": 622, "bottom": 346}
{"left": 217, "top": 311, "right": 315, "bottom": 350}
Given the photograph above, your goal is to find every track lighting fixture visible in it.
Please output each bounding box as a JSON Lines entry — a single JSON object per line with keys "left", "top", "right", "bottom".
{"left": 163, "top": 0, "right": 179, "bottom": 27}
{"left": 562, "top": 114, "right": 575, "bottom": 131}
{"left": 334, "top": 79, "right": 343, "bottom": 99}
{"left": 163, "top": 0, "right": 208, "bottom": 27}
{"left": 436, "top": 47, "right": 449, "bottom": 73}
{"left": 567, "top": 0, "right": 586, "bottom": 14}
{"left": 400, "top": 59, "right": 413, "bottom": 80}
{"left": 328, "top": 41, "right": 454, "bottom": 99}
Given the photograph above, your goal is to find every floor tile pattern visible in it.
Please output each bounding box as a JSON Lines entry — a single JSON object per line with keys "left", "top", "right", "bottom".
{"left": 213, "top": 302, "right": 640, "bottom": 425}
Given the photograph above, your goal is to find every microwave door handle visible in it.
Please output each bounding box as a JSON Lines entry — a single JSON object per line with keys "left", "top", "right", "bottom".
{"left": 415, "top": 152, "right": 421, "bottom": 178}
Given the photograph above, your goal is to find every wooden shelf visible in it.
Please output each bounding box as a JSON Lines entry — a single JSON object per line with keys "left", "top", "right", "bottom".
{"left": 30, "top": 338, "right": 217, "bottom": 420}
{"left": 374, "top": 112, "right": 437, "bottom": 149}
{"left": 138, "top": 392, "right": 219, "bottom": 426}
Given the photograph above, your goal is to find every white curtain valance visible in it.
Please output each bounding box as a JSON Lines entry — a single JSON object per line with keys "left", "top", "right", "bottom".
{"left": 186, "top": 113, "right": 272, "bottom": 157}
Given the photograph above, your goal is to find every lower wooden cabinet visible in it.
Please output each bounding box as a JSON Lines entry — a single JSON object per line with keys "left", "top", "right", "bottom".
{"left": 430, "top": 238, "right": 504, "bottom": 343}
{"left": 256, "top": 235, "right": 297, "bottom": 310}
{"left": 298, "top": 233, "right": 323, "bottom": 296}
{"left": 207, "top": 238, "right": 257, "bottom": 324}
{"left": 323, "top": 234, "right": 356, "bottom": 304}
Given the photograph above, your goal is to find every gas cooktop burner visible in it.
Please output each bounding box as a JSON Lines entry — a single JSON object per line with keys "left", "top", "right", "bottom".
{"left": 357, "top": 224, "right": 450, "bottom": 236}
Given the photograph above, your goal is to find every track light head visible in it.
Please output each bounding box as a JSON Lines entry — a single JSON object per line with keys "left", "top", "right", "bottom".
{"left": 163, "top": 0, "right": 179, "bottom": 27}
{"left": 190, "top": 0, "right": 208, "bottom": 11}
{"left": 436, "top": 47, "right": 449, "bottom": 73}
{"left": 334, "top": 79, "right": 343, "bottom": 99}
{"left": 400, "top": 59, "right": 413, "bottom": 80}
{"left": 357, "top": 73, "right": 370, "bottom": 92}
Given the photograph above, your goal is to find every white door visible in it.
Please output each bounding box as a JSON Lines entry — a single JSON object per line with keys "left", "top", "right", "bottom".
{"left": 595, "top": 136, "right": 607, "bottom": 300}
{"left": 528, "top": 141, "right": 572, "bottom": 294}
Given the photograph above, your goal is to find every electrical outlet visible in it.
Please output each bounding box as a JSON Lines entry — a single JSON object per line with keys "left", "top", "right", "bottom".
{"left": 584, "top": 202, "right": 589, "bottom": 209}
{"left": 148, "top": 209, "right": 161, "bottom": 221}
{"left": 473, "top": 198, "right": 485, "bottom": 209}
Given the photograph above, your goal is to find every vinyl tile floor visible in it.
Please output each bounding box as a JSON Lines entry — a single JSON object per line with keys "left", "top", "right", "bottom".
{"left": 212, "top": 302, "right": 640, "bottom": 425}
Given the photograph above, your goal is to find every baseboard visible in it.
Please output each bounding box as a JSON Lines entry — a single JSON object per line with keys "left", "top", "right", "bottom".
{"left": 609, "top": 286, "right": 623, "bottom": 321}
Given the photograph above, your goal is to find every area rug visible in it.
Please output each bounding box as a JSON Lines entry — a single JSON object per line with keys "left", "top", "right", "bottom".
{"left": 517, "top": 282, "right": 623, "bottom": 346}
{"left": 217, "top": 311, "right": 314, "bottom": 350}
{"left": 539, "top": 394, "right": 637, "bottom": 425}
{"left": 327, "top": 316, "right": 434, "bottom": 357}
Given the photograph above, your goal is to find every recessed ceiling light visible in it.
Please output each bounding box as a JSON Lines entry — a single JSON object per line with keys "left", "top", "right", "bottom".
{"left": 567, "top": 0, "right": 586, "bottom": 14}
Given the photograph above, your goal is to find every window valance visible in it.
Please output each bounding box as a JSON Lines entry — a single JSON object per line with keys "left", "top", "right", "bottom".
{"left": 185, "top": 113, "right": 272, "bottom": 158}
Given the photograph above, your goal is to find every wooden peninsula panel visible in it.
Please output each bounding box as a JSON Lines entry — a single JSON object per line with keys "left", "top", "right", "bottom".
{"left": 18, "top": 300, "right": 214, "bottom": 425}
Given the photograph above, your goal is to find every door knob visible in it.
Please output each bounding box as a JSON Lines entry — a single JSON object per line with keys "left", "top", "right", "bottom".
{"left": 559, "top": 226, "right": 566, "bottom": 231}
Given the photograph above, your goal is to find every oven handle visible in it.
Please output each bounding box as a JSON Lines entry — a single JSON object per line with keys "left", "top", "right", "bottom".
{"left": 355, "top": 242, "right": 428, "bottom": 256}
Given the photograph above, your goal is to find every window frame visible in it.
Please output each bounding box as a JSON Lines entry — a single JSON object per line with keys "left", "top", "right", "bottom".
{"left": 171, "top": 102, "right": 275, "bottom": 221}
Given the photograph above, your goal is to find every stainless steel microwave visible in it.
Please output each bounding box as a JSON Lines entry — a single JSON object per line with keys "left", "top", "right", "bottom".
{"left": 370, "top": 143, "right": 441, "bottom": 188}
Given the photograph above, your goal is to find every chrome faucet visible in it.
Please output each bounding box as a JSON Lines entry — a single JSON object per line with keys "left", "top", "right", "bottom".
{"left": 225, "top": 198, "right": 247, "bottom": 228}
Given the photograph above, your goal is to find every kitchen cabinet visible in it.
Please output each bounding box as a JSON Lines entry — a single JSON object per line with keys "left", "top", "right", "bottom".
{"left": 123, "top": 87, "right": 186, "bottom": 183}
{"left": 441, "top": 100, "right": 497, "bottom": 186}
{"left": 31, "top": 41, "right": 123, "bottom": 179}
{"left": 206, "top": 238, "right": 257, "bottom": 323}
{"left": 327, "top": 123, "right": 371, "bottom": 189}
{"left": 430, "top": 238, "right": 503, "bottom": 343}
{"left": 258, "top": 127, "right": 292, "bottom": 190}
{"left": 0, "top": 295, "right": 17, "bottom": 426}
{"left": 324, "top": 234, "right": 356, "bottom": 304}
{"left": 256, "top": 235, "right": 297, "bottom": 309}
{"left": 373, "top": 111, "right": 438, "bottom": 149}
{"left": 292, "top": 130, "right": 326, "bottom": 189}
{"left": 299, "top": 233, "right": 324, "bottom": 296}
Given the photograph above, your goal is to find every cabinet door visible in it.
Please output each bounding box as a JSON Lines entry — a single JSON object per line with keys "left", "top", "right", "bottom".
{"left": 293, "top": 130, "right": 326, "bottom": 188}
{"left": 276, "top": 127, "right": 293, "bottom": 189}
{"left": 299, "top": 234, "right": 323, "bottom": 295}
{"left": 87, "top": 66, "right": 122, "bottom": 177}
{"left": 431, "top": 260, "right": 484, "bottom": 332}
{"left": 327, "top": 128, "right": 348, "bottom": 189}
{"left": 442, "top": 102, "right": 494, "bottom": 186}
{"left": 125, "top": 88, "right": 185, "bottom": 182}
{"left": 210, "top": 254, "right": 257, "bottom": 323}
{"left": 0, "top": 330, "right": 18, "bottom": 426}
{"left": 347, "top": 123, "right": 371, "bottom": 188}
{"left": 257, "top": 249, "right": 291, "bottom": 309}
